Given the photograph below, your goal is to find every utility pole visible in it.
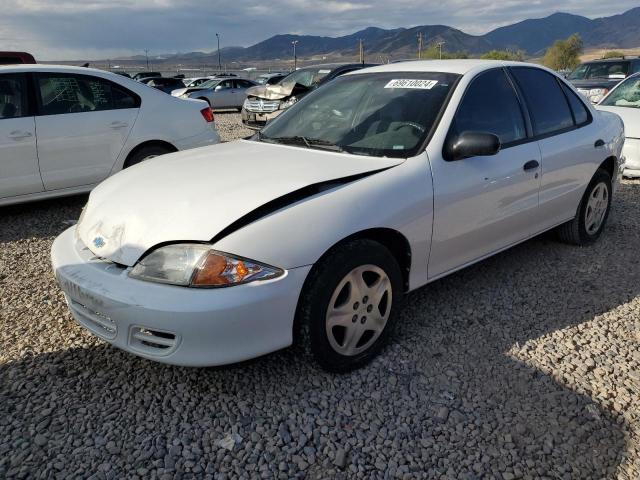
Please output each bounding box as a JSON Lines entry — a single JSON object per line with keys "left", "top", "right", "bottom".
{"left": 417, "top": 32, "right": 424, "bottom": 60}
{"left": 144, "top": 49, "right": 149, "bottom": 70}
{"left": 437, "top": 41, "right": 445, "bottom": 60}
{"left": 358, "top": 39, "right": 364, "bottom": 64}
{"left": 216, "top": 33, "right": 222, "bottom": 72}
{"left": 292, "top": 40, "right": 299, "bottom": 71}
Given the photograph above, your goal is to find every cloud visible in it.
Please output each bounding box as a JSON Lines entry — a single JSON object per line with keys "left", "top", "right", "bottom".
{"left": 0, "top": 0, "right": 637, "bottom": 60}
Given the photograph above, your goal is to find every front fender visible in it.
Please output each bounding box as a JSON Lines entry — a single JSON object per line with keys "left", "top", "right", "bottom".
{"left": 212, "top": 154, "right": 434, "bottom": 291}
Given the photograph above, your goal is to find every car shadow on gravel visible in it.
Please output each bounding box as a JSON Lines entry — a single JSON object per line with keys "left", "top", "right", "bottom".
{"left": 0, "top": 195, "right": 86, "bottom": 243}
{"left": 1, "top": 184, "right": 638, "bottom": 479}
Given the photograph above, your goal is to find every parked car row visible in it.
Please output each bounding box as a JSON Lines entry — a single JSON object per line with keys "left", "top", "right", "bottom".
{"left": 49, "top": 60, "right": 625, "bottom": 372}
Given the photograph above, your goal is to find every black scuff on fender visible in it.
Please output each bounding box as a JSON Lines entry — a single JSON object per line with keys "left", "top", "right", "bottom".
{"left": 210, "top": 167, "right": 395, "bottom": 244}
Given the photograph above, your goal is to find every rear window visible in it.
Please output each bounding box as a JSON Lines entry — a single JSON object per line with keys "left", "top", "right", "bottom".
{"left": 560, "top": 83, "right": 590, "bottom": 125}
{"left": 0, "top": 74, "right": 28, "bottom": 119}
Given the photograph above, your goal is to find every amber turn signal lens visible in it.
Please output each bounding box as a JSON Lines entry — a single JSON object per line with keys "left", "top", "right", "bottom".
{"left": 192, "top": 252, "right": 230, "bottom": 285}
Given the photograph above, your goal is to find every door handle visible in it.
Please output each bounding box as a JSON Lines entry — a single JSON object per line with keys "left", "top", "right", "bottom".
{"left": 8, "top": 130, "right": 33, "bottom": 140}
{"left": 109, "top": 121, "right": 129, "bottom": 129}
{"left": 594, "top": 139, "right": 605, "bottom": 148}
{"left": 523, "top": 160, "right": 540, "bottom": 171}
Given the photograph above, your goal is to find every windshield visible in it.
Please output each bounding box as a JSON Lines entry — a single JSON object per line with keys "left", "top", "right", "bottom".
{"left": 568, "top": 61, "right": 630, "bottom": 80}
{"left": 280, "top": 67, "right": 334, "bottom": 88}
{"left": 601, "top": 75, "right": 640, "bottom": 108}
{"left": 259, "top": 72, "right": 459, "bottom": 158}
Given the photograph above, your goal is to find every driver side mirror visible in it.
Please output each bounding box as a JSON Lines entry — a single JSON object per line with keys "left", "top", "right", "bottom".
{"left": 447, "top": 131, "right": 501, "bottom": 161}
{"left": 215, "top": 85, "right": 225, "bottom": 91}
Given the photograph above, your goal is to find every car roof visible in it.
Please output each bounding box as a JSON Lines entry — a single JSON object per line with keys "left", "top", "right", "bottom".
{"left": 0, "top": 64, "right": 120, "bottom": 75}
{"left": 582, "top": 58, "right": 637, "bottom": 64}
{"left": 349, "top": 59, "right": 550, "bottom": 76}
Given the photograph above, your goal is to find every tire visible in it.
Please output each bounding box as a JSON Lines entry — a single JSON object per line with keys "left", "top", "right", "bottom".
{"left": 557, "top": 168, "right": 612, "bottom": 245}
{"left": 124, "top": 145, "right": 173, "bottom": 168}
{"left": 296, "top": 239, "right": 403, "bottom": 372}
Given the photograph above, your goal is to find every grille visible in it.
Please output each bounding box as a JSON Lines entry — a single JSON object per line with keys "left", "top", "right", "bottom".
{"left": 129, "top": 326, "right": 178, "bottom": 356}
{"left": 68, "top": 298, "right": 117, "bottom": 340}
{"left": 245, "top": 98, "right": 280, "bottom": 113}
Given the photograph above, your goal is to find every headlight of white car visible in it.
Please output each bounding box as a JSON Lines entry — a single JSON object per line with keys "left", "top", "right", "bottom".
{"left": 129, "top": 244, "right": 284, "bottom": 287}
{"left": 243, "top": 98, "right": 251, "bottom": 110}
{"left": 279, "top": 97, "right": 298, "bottom": 110}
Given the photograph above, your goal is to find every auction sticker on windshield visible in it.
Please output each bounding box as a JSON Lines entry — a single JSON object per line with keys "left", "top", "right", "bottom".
{"left": 384, "top": 79, "right": 438, "bottom": 89}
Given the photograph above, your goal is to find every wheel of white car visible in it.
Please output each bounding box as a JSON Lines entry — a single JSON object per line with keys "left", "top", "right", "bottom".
{"left": 558, "top": 168, "right": 612, "bottom": 245}
{"left": 124, "top": 145, "right": 173, "bottom": 168}
{"left": 296, "top": 239, "right": 403, "bottom": 372}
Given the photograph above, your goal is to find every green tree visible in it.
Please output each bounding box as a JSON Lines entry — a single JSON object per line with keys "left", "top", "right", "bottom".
{"left": 421, "top": 44, "right": 468, "bottom": 60}
{"left": 543, "top": 33, "right": 584, "bottom": 70}
{"left": 480, "top": 49, "right": 525, "bottom": 61}
{"left": 602, "top": 50, "right": 625, "bottom": 59}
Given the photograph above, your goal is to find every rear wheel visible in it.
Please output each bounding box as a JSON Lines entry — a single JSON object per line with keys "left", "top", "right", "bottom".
{"left": 558, "top": 168, "right": 612, "bottom": 245}
{"left": 296, "top": 239, "right": 403, "bottom": 372}
{"left": 124, "top": 144, "right": 173, "bottom": 168}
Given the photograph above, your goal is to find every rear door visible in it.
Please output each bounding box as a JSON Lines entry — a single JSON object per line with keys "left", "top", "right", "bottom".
{"left": 429, "top": 68, "right": 541, "bottom": 278}
{"left": 509, "top": 67, "right": 602, "bottom": 231}
{"left": 34, "top": 72, "right": 139, "bottom": 190}
{"left": 0, "top": 73, "right": 43, "bottom": 198}
{"left": 211, "top": 79, "right": 236, "bottom": 109}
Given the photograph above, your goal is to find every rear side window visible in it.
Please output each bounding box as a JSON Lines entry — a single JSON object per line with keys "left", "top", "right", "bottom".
{"left": 0, "top": 74, "right": 28, "bottom": 119}
{"left": 37, "top": 73, "right": 140, "bottom": 115}
{"left": 560, "top": 83, "right": 590, "bottom": 126}
{"left": 633, "top": 62, "right": 640, "bottom": 74}
{"left": 450, "top": 68, "right": 526, "bottom": 146}
{"left": 510, "top": 67, "right": 574, "bottom": 136}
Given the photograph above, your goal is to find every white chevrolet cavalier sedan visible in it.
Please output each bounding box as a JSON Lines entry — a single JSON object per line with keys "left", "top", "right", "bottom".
{"left": 52, "top": 61, "right": 624, "bottom": 372}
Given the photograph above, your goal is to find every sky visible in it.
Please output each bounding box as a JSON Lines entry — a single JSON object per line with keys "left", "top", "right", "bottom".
{"left": 1, "top": 0, "right": 638, "bottom": 60}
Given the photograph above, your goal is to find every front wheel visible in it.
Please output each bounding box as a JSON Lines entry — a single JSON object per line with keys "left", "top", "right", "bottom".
{"left": 296, "top": 239, "right": 403, "bottom": 372}
{"left": 557, "top": 168, "right": 612, "bottom": 245}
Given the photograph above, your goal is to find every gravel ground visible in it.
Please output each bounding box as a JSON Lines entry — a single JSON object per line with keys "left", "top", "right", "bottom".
{"left": 1, "top": 114, "right": 639, "bottom": 479}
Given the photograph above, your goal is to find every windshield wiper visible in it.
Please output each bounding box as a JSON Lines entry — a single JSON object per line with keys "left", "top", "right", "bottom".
{"left": 262, "top": 135, "right": 344, "bottom": 152}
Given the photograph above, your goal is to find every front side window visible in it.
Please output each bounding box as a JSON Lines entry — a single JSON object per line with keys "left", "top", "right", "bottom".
{"left": 601, "top": 76, "right": 640, "bottom": 108}
{"left": 37, "top": 74, "right": 139, "bottom": 115}
{"left": 260, "top": 72, "right": 459, "bottom": 158}
{"left": 449, "top": 68, "right": 526, "bottom": 146}
{"left": 510, "top": 67, "right": 574, "bottom": 136}
{"left": 0, "top": 74, "right": 27, "bottom": 119}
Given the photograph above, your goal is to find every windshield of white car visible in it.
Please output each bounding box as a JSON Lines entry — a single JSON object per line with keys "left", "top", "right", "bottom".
{"left": 258, "top": 72, "right": 459, "bottom": 158}
{"left": 601, "top": 76, "right": 640, "bottom": 108}
{"left": 568, "top": 61, "right": 630, "bottom": 80}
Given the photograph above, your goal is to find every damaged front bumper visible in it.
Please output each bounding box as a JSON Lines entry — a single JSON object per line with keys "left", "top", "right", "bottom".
{"left": 51, "top": 227, "right": 309, "bottom": 366}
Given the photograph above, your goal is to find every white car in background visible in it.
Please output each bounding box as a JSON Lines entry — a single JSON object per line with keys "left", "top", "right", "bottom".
{"left": 52, "top": 60, "right": 623, "bottom": 372}
{"left": 0, "top": 65, "right": 220, "bottom": 206}
{"left": 598, "top": 72, "right": 640, "bottom": 177}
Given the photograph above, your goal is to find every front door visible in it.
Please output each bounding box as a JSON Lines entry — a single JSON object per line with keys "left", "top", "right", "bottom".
{"left": 429, "top": 68, "right": 541, "bottom": 278}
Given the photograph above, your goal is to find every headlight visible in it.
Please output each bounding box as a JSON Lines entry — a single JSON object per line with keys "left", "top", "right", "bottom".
{"left": 180, "top": 93, "right": 189, "bottom": 99}
{"left": 588, "top": 88, "right": 608, "bottom": 103}
{"left": 129, "top": 244, "right": 284, "bottom": 288}
{"left": 279, "top": 96, "right": 298, "bottom": 110}
{"left": 243, "top": 98, "right": 250, "bottom": 110}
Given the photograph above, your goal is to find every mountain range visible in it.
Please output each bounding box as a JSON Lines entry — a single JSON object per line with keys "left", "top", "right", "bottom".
{"left": 116, "top": 7, "right": 640, "bottom": 65}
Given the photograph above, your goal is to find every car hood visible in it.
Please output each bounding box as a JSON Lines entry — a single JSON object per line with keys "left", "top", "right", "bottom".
{"left": 246, "top": 82, "right": 302, "bottom": 100}
{"left": 77, "top": 140, "right": 404, "bottom": 266}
